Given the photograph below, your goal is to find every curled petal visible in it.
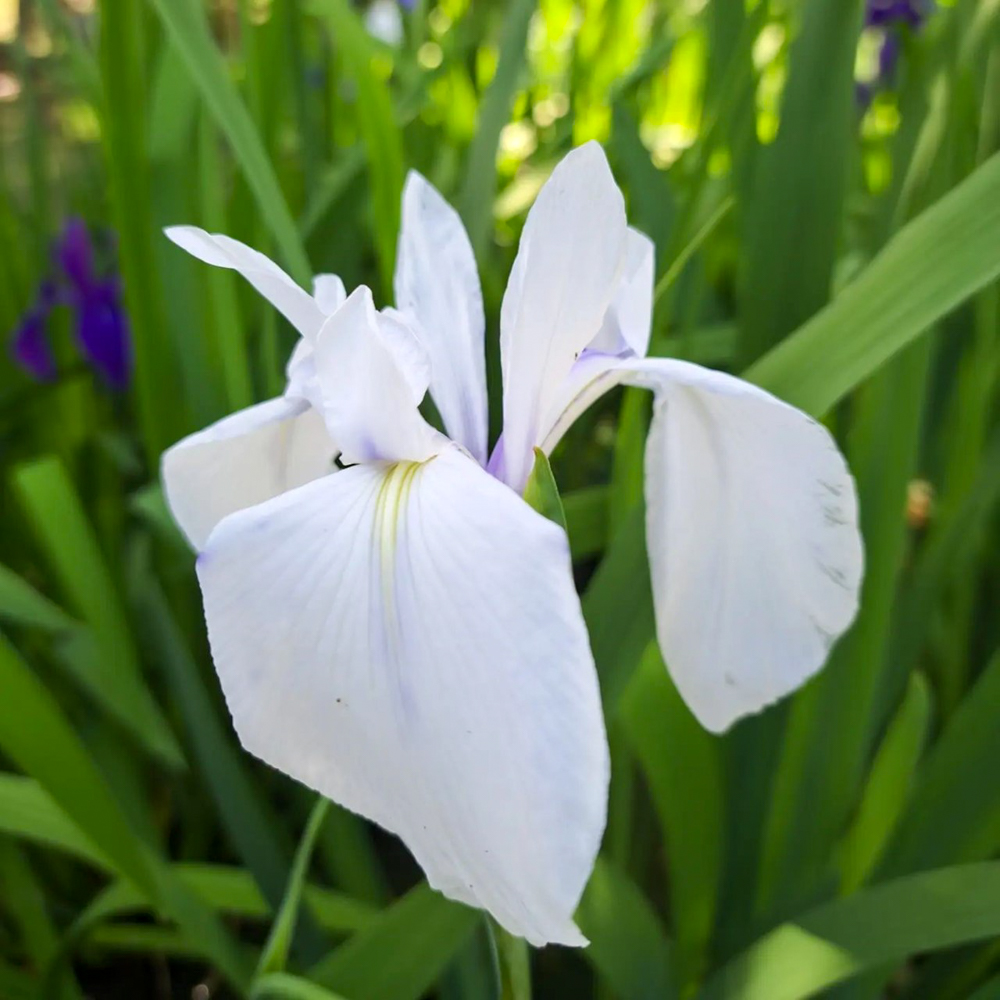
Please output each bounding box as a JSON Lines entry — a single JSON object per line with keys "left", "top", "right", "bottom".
{"left": 496, "top": 141, "right": 628, "bottom": 490}
{"left": 285, "top": 275, "right": 349, "bottom": 404}
{"left": 165, "top": 227, "right": 325, "bottom": 339}
{"left": 313, "top": 287, "right": 443, "bottom": 465}
{"left": 162, "top": 397, "right": 336, "bottom": 550}
{"left": 542, "top": 356, "right": 864, "bottom": 732}
{"left": 313, "top": 274, "right": 347, "bottom": 315}
{"left": 588, "top": 228, "right": 655, "bottom": 359}
{"left": 197, "top": 448, "right": 609, "bottom": 945}
{"left": 396, "top": 171, "right": 489, "bottom": 464}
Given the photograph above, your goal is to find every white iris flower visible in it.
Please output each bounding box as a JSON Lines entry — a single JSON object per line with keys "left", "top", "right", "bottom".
{"left": 161, "top": 142, "right": 863, "bottom": 946}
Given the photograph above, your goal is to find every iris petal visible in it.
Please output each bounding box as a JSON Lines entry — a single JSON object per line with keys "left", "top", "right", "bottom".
{"left": 495, "top": 141, "right": 628, "bottom": 491}
{"left": 395, "top": 171, "right": 489, "bottom": 464}
{"left": 542, "top": 354, "right": 864, "bottom": 732}
{"left": 162, "top": 397, "right": 337, "bottom": 550}
{"left": 197, "top": 448, "right": 609, "bottom": 945}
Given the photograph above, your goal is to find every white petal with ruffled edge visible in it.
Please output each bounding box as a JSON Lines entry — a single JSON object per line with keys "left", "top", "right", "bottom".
{"left": 197, "top": 448, "right": 609, "bottom": 946}
{"left": 161, "top": 398, "right": 336, "bottom": 550}
{"left": 541, "top": 355, "right": 863, "bottom": 732}
{"left": 496, "top": 142, "right": 628, "bottom": 491}
{"left": 588, "top": 228, "right": 655, "bottom": 358}
{"left": 165, "top": 227, "right": 325, "bottom": 338}
{"left": 313, "top": 287, "right": 444, "bottom": 465}
{"left": 396, "top": 171, "right": 489, "bottom": 464}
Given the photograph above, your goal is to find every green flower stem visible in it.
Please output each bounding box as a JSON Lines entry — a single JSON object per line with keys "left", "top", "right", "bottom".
{"left": 488, "top": 919, "right": 532, "bottom": 1000}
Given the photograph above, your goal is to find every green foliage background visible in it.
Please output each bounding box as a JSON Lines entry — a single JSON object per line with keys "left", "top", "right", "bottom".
{"left": 0, "top": 0, "right": 999, "bottom": 997}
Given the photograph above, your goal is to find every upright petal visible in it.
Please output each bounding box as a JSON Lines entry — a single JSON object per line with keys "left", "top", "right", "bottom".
{"left": 285, "top": 275, "right": 349, "bottom": 404}
{"left": 496, "top": 142, "right": 627, "bottom": 490}
{"left": 541, "top": 355, "right": 863, "bottom": 733}
{"left": 313, "top": 287, "right": 444, "bottom": 465}
{"left": 395, "top": 171, "right": 488, "bottom": 464}
{"left": 57, "top": 218, "right": 96, "bottom": 291}
{"left": 162, "top": 397, "right": 336, "bottom": 550}
{"left": 165, "top": 227, "right": 325, "bottom": 339}
{"left": 587, "top": 228, "right": 655, "bottom": 358}
{"left": 313, "top": 274, "right": 347, "bottom": 315}
{"left": 197, "top": 448, "right": 609, "bottom": 945}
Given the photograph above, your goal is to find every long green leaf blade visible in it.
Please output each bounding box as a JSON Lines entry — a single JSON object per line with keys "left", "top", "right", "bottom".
{"left": 145, "top": 0, "right": 311, "bottom": 284}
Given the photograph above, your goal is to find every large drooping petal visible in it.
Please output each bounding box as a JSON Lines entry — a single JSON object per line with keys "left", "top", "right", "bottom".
{"left": 395, "top": 171, "right": 489, "bottom": 464}
{"left": 495, "top": 141, "right": 628, "bottom": 491}
{"left": 165, "top": 227, "right": 326, "bottom": 339}
{"left": 162, "top": 397, "right": 336, "bottom": 550}
{"left": 542, "top": 356, "right": 863, "bottom": 733}
{"left": 313, "top": 287, "right": 444, "bottom": 465}
{"left": 197, "top": 448, "right": 609, "bottom": 945}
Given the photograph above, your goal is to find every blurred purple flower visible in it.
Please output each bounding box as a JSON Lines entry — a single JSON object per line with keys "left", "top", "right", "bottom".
{"left": 74, "top": 277, "right": 131, "bottom": 389}
{"left": 11, "top": 305, "right": 57, "bottom": 382}
{"left": 878, "top": 32, "right": 901, "bottom": 83}
{"left": 858, "top": 0, "right": 934, "bottom": 107}
{"left": 57, "top": 217, "right": 95, "bottom": 290}
{"left": 8, "top": 218, "right": 132, "bottom": 389}
{"left": 866, "top": 0, "right": 930, "bottom": 28}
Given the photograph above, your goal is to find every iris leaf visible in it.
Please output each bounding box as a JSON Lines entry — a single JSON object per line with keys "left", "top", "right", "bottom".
{"left": 701, "top": 862, "right": 1000, "bottom": 1000}
{"left": 145, "top": 0, "right": 312, "bottom": 284}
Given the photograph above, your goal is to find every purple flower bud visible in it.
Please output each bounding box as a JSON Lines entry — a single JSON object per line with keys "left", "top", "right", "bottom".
{"left": 878, "top": 32, "right": 901, "bottom": 83}
{"left": 75, "top": 279, "right": 132, "bottom": 390}
{"left": 56, "top": 217, "right": 96, "bottom": 293}
{"left": 10, "top": 306, "right": 56, "bottom": 382}
{"left": 9, "top": 218, "right": 133, "bottom": 390}
{"left": 866, "top": 0, "right": 932, "bottom": 28}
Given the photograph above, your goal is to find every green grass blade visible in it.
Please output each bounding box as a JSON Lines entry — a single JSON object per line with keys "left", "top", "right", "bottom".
{"left": 310, "top": 884, "right": 478, "bottom": 1000}
{"left": 0, "top": 563, "right": 76, "bottom": 633}
{"left": 0, "top": 839, "right": 84, "bottom": 1000}
{"left": 85, "top": 863, "right": 375, "bottom": 933}
{"left": 0, "top": 959, "right": 38, "bottom": 1000}
{"left": 746, "top": 150, "right": 1000, "bottom": 416}
{"left": 98, "top": 0, "right": 183, "bottom": 463}
{"left": 581, "top": 504, "right": 655, "bottom": 710}
{"left": 0, "top": 633, "right": 250, "bottom": 989}
{"left": 577, "top": 858, "right": 677, "bottom": 1000}
{"left": 563, "top": 486, "right": 609, "bottom": 562}
{"left": 457, "top": 0, "right": 536, "bottom": 259}
{"left": 737, "top": 0, "right": 864, "bottom": 363}
{"left": 197, "top": 111, "right": 254, "bottom": 413}
{"left": 837, "top": 673, "right": 931, "bottom": 893}
{"left": 12, "top": 457, "right": 184, "bottom": 770}
{"left": 701, "top": 862, "right": 1000, "bottom": 1000}
{"left": 252, "top": 973, "right": 350, "bottom": 1000}
{"left": 0, "top": 774, "right": 111, "bottom": 871}
{"left": 758, "top": 337, "right": 934, "bottom": 914}
{"left": 887, "top": 431, "right": 1000, "bottom": 707}
{"left": 146, "top": 0, "right": 312, "bottom": 284}
{"left": 309, "top": 0, "right": 405, "bottom": 296}
{"left": 487, "top": 918, "right": 531, "bottom": 1000}
{"left": 880, "top": 650, "right": 1000, "bottom": 877}
{"left": 523, "top": 448, "right": 568, "bottom": 531}
{"left": 619, "top": 644, "right": 723, "bottom": 986}
{"left": 256, "top": 798, "right": 331, "bottom": 979}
